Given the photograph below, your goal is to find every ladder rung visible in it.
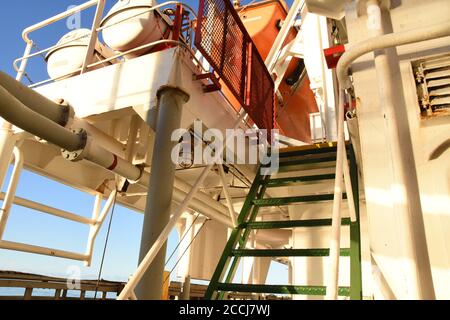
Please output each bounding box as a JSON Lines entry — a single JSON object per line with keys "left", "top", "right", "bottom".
{"left": 279, "top": 143, "right": 338, "bottom": 158}
{"left": 216, "top": 283, "right": 350, "bottom": 296}
{"left": 264, "top": 174, "right": 336, "bottom": 187}
{"left": 230, "top": 248, "right": 350, "bottom": 257}
{"left": 275, "top": 156, "right": 337, "bottom": 168}
{"left": 253, "top": 193, "right": 347, "bottom": 206}
{"left": 242, "top": 218, "right": 351, "bottom": 229}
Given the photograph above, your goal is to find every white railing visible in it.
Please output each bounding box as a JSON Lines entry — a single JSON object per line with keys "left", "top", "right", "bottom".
{"left": 13, "top": 0, "right": 199, "bottom": 87}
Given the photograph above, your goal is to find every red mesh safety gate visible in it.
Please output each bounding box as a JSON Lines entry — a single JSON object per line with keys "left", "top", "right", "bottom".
{"left": 195, "top": 0, "right": 275, "bottom": 133}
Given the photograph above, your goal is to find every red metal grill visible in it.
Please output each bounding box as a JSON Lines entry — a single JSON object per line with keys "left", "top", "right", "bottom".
{"left": 195, "top": 0, "right": 274, "bottom": 132}
{"left": 248, "top": 43, "right": 275, "bottom": 135}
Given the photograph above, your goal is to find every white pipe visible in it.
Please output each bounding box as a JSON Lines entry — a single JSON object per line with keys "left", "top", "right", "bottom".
{"left": 336, "top": 20, "right": 450, "bottom": 89}
{"left": 326, "top": 90, "right": 346, "bottom": 300}
{"left": 342, "top": 142, "right": 357, "bottom": 223}
{"left": 0, "top": 193, "right": 95, "bottom": 225}
{"left": 22, "top": 0, "right": 100, "bottom": 44}
{"left": 84, "top": 190, "right": 117, "bottom": 266}
{"left": 0, "top": 126, "right": 15, "bottom": 191}
{"left": 173, "top": 177, "right": 231, "bottom": 217}
{"left": 92, "top": 193, "right": 102, "bottom": 221}
{"left": 137, "top": 171, "right": 233, "bottom": 227}
{"left": 72, "top": 119, "right": 126, "bottom": 157}
{"left": 0, "top": 147, "right": 24, "bottom": 239}
{"left": 15, "top": 42, "right": 33, "bottom": 82}
{"left": 265, "top": 0, "right": 305, "bottom": 73}
{"left": 118, "top": 111, "right": 247, "bottom": 300}
{"left": 363, "top": 1, "right": 436, "bottom": 299}
{"left": 217, "top": 164, "right": 238, "bottom": 228}
{"left": 0, "top": 240, "right": 88, "bottom": 261}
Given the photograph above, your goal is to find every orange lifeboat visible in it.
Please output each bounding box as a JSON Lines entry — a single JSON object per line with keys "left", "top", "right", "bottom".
{"left": 238, "top": 0, "right": 319, "bottom": 143}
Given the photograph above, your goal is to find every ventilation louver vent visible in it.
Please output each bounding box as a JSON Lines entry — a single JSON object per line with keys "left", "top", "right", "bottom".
{"left": 412, "top": 53, "right": 450, "bottom": 118}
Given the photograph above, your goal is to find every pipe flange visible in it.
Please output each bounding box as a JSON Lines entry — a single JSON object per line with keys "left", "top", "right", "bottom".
{"left": 54, "top": 98, "right": 75, "bottom": 126}
{"left": 61, "top": 128, "right": 88, "bottom": 162}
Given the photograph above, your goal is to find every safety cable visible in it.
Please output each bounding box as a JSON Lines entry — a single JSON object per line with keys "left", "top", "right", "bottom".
{"left": 93, "top": 190, "right": 118, "bottom": 300}
{"left": 162, "top": 218, "right": 210, "bottom": 286}
{"left": 164, "top": 212, "right": 201, "bottom": 268}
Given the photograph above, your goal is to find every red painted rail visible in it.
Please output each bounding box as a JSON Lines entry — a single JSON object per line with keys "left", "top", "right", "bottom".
{"left": 195, "top": 0, "right": 274, "bottom": 133}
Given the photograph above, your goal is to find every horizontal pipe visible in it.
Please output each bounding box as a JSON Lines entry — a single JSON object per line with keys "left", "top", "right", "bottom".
{"left": 337, "top": 21, "right": 450, "bottom": 89}
{"left": 72, "top": 118, "right": 126, "bottom": 157}
{"left": 0, "top": 193, "right": 95, "bottom": 225}
{"left": 0, "top": 86, "right": 84, "bottom": 152}
{"left": 0, "top": 71, "right": 69, "bottom": 125}
{"left": 0, "top": 240, "right": 89, "bottom": 261}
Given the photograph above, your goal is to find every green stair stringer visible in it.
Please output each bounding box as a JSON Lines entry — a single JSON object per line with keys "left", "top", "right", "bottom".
{"left": 204, "top": 143, "right": 363, "bottom": 300}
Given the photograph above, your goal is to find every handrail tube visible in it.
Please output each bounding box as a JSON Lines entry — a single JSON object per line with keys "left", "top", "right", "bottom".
{"left": 84, "top": 190, "right": 117, "bottom": 266}
{"left": 0, "top": 240, "right": 89, "bottom": 262}
{"left": 326, "top": 90, "right": 346, "bottom": 300}
{"left": 217, "top": 163, "right": 238, "bottom": 228}
{"left": 336, "top": 21, "right": 450, "bottom": 89}
{"left": 0, "top": 193, "right": 95, "bottom": 225}
{"left": 22, "top": 0, "right": 100, "bottom": 44}
{"left": 81, "top": 0, "right": 106, "bottom": 73}
{"left": 27, "top": 40, "right": 205, "bottom": 89}
{"left": 0, "top": 147, "right": 24, "bottom": 239}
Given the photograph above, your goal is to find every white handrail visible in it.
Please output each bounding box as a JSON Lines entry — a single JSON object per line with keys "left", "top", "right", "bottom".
{"left": 327, "top": 15, "right": 450, "bottom": 300}
{"left": 14, "top": 1, "right": 199, "bottom": 85}
{"left": 0, "top": 147, "right": 24, "bottom": 239}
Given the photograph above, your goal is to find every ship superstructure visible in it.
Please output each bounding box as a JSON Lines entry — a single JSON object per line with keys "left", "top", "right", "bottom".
{"left": 0, "top": 0, "right": 449, "bottom": 300}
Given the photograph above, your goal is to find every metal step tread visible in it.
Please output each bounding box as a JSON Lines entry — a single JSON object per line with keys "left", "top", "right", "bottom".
{"left": 276, "top": 156, "right": 338, "bottom": 168}
{"left": 264, "top": 174, "right": 336, "bottom": 187}
{"left": 230, "top": 248, "right": 350, "bottom": 257}
{"left": 253, "top": 193, "right": 347, "bottom": 206}
{"left": 241, "top": 218, "right": 351, "bottom": 229}
{"left": 216, "top": 283, "right": 350, "bottom": 296}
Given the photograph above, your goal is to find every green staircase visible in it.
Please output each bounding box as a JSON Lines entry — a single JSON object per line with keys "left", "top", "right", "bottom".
{"left": 205, "top": 143, "right": 362, "bottom": 300}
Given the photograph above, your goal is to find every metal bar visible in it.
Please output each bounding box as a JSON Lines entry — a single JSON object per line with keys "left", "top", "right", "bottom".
{"left": 171, "top": 4, "right": 184, "bottom": 42}
{"left": 231, "top": 248, "right": 350, "bottom": 257}
{"left": 263, "top": 174, "right": 336, "bottom": 187}
{"left": 15, "top": 42, "right": 33, "bottom": 82}
{"left": 0, "top": 240, "right": 89, "bottom": 262}
{"left": 22, "top": 0, "right": 100, "bottom": 43}
{"left": 81, "top": 0, "right": 106, "bottom": 73}
{"left": 216, "top": 283, "right": 350, "bottom": 296}
{"left": 326, "top": 90, "right": 346, "bottom": 300}
{"left": 265, "top": 0, "right": 306, "bottom": 72}
{"left": 84, "top": 190, "right": 117, "bottom": 267}
{"left": 253, "top": 193, "right": 347, "bottom": 206}
{"left": 0, "top": 147, "right": 24, "bottom": 239}
{"left": 0, "top": 193, "right": 95, "bottom": 225}
{"left": 349, "top": 145, "right": 363, "bottom": 300}
{"left": 217, "top": 164, "right": 238, "bottom": 228}
{"left": 243, "top": 218, "right": 351, "bottom": 230}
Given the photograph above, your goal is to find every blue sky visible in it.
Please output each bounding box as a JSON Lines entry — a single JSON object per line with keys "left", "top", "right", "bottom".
{"left": 0, "top": 0, "right": 289, "bottom": 292}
